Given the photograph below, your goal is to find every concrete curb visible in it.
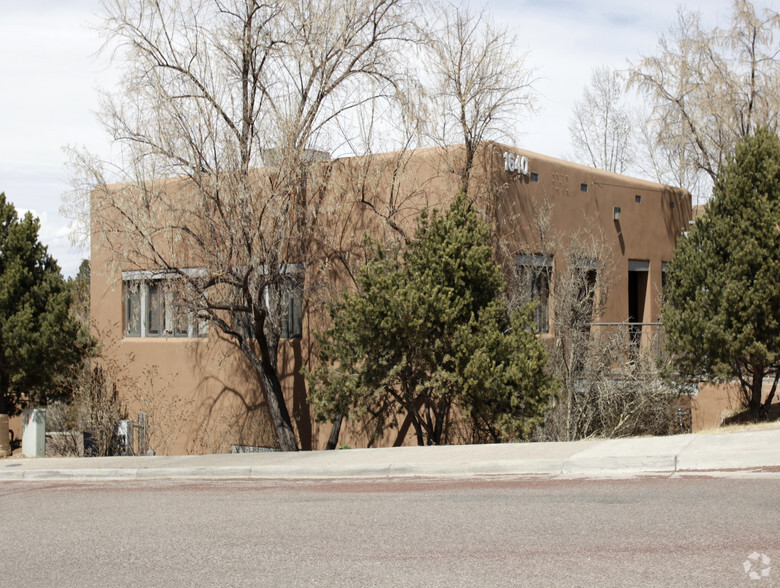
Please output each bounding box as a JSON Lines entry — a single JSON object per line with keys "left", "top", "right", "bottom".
{"left": 1, "top": 428, "right": 779, "bottom": 481}
{"left": 561, "top": 434, "right": 696, "bottom": 473}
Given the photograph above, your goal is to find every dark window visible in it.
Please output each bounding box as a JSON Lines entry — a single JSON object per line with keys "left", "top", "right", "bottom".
{"left": 516, "top": 255, "right": 552, "bottom": 333}
{"left": 635, "top": 195, "right": 642, "bottom": 203}
{"left": 234, "top": 310, "right": 255, "bottom": 340}
{"left": 146, "top": 282, "right": 165, "bottom": 336}
{"left": 530, "top": 172, "right": 539, "bottom": 182}
{"left": 661, "top": 262, "right": 669, "bottom": 294}
{"left": 232, "top": 280, "right": 303, "bottom": 340}
{"left": 571, "top": 259, "right": 598, "bottom": 372}
{"left": 122, "top": 273, "right": 207, "bottom": 339}
{"left": 573, "top": 259, "right": 598, "bottom": 329}
{"left": 580, "top": 183, "right": 589, "bottom": 192}
{"left": 125, "top": 283, "right": 141, "bottom": 337}
{"left": 170, "top": 291, "right": 190, "bottom": 337}
{"left": 281, "top": 281, "right": 303, "bottom": 339}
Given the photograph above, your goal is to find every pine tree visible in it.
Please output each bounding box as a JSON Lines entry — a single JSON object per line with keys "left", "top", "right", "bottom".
{"left": 0, "top": 193, "right": 91, "bottom": 415}
{"left": 663, "top": 127, "right": 780, "bottom": 419}
{"left": 307, "top": 193, "right": 554, "bottom": 446}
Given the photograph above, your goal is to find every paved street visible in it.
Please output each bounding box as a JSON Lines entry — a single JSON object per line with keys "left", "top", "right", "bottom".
{"left": 1, "top": 476, "right": 778, "bottom": 586}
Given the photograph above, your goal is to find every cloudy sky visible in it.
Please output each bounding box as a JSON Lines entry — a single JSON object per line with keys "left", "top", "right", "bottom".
{"left": 0, "top": 0, "right": 757, "bottom": 276}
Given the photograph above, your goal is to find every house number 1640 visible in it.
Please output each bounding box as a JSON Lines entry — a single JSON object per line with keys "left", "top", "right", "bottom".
{"left": 503, "top": 152, "right": 529, "bottom": 175}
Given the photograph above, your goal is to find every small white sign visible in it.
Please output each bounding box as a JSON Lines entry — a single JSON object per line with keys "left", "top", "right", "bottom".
{"left": 503, "top": 152, "right": 529, "bottom": 175}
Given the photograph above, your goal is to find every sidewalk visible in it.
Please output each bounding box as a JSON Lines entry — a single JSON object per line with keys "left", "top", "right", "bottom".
{"left": 1, "top": 428, "right": 779, "bottom": 482}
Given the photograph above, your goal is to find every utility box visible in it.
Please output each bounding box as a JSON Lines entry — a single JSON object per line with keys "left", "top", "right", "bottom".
{"left": 115, "top": 420, "right": 134, "bottom": 456}
{"left": 22, "top": 409, "right": 46, "bottom": 457}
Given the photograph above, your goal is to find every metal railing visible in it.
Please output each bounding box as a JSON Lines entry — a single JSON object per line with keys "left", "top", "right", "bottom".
{"left": 588, "top": 322, "right": 666, "bottom": 360}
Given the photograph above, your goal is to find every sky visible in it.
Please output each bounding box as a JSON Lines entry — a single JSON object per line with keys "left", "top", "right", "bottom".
{"left": 0, "top": 0, "right": 761, "bottom": 276}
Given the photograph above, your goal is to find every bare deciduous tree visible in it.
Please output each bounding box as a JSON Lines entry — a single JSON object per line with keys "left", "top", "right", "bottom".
{"left": 628, "top": 1, "right": 780, "bottom": 193}
{"left": 423, "top": 2, "right": 536, "bottom": 195}
{"left": 305, "top": 6, "right": 541, "bottom": 444}
{"left": 507, "top": 207, "right": 677, "bottom": 442}
{"left": 568, "top": 66, "right": 634, "bottom": 174}
{"left": 73, "top": 0, "right": 417, "bottom": 451}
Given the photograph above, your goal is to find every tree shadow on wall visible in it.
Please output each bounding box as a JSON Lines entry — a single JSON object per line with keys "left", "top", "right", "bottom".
{"left": 279, "top": 337, "right": 312, "bottom": 450}
{"left": 189, "top": 333, "right": 279, "bottom": 453}
{"left": 662, "top": 187, "right": 691, "bottom": 242}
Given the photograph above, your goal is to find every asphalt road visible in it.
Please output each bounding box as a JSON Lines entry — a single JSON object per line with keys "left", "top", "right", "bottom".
{"left": 1, "top": 476, "right": 778, "bottom": 586}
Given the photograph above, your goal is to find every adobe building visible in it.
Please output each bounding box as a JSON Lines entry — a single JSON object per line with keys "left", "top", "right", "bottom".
{"left": 89, "top": 142, "right": 736, "bottom": 454}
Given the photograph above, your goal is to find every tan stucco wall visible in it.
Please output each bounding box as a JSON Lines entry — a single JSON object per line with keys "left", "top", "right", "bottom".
{"left": 693, "top": 382, "right": 742, "bottom": 431}
{"left": 90, "top": 146, "right": 465, "bottom": 452}
{"left": 491, "top": 146, "right": 690, "bottom": 325}
{"left": 91, "top": 143, "right": 701, "bottom": 454}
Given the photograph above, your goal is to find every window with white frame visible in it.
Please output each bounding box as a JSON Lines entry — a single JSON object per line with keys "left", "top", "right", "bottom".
{"left": 123, "top": 270, "right": 208, "bottom": 338}
{"left": 516, "top": 254, "right": 553, "bottom": 333}
{"left": 232, "top": 278, "right": 303, "bottom": 340}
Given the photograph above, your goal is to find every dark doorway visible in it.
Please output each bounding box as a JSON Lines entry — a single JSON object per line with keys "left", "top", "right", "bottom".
{"left": 628, "top": 260, "right": 649, "bottom": 349}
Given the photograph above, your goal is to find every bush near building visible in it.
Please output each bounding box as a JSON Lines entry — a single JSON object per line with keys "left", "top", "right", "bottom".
{"left": 307, "top": 193, "right": 555, "bottom": 446}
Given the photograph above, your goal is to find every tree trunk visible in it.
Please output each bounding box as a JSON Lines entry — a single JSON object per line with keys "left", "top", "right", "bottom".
{"left": 0, "top": 370, "right": 10, "bottom": 416}
{"left": 432, "top": 401, "right": 450, "bottom": 445}
{"left": 748, "top": 369, "right": 764, "bottom": 422}
{"left": 261, "top": 364, "right": 298, "bottom": 451}
{"left": 325, "top": 413, "right": 343, "bottom": 450}
{"left": 460, "top": 142, "right": 474, "bottom": 196}
{"left": 253, "top": 300, "right": 298, "bottom": 452}
{"left": 411, "top": 414, "right": 425, "bottom": 446}
{"left": 760, "top": 372, "right": 779, "bottom": 419}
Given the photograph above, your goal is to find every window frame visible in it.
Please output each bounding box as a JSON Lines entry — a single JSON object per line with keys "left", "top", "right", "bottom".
{"left": 122, "top": 269, "right": 208, "bottom": 339}
{"left": 280, "top": 279, "right": 303, "bottom": 339}
{"left": 516, "top": 254, "right": 553, "bottom": 334}
{"left": 232, "top": 275, "right": 304, "bottom": 341}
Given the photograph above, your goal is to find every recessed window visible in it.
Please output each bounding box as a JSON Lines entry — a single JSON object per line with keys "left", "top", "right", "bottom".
{"left": 530, "top": 172, "right": 539, "bottom": 183}
{"left": 662, "top": 262, "right": 669, "bottom": 292}
{"left": 125, "top": 285, "right": 141, "bottom": 337}
{"left": 233, "top": 279, "right": 303, "bottom": 340}
{"left": 123, "top": 270, "right": 208, "bottom": 339}
{"left": 635, "top": 195, "right": 642, "bottom": 203}
{"left": 573, "top": 258, "right": 599, "bottom": 331}
{"left": 580, "top": 183, "right": 589, "bottom": 192}
{"left": 515, "top": 254, "right": 553, "bottom": 333}
{"left": 146, "top": 282, "right": 165, "bottom": 336}
{"left": 281, "top": 281, "right": 303, "bottom": 339}
{"left": 670, "top": 201, "right": 675, "bottom": 209}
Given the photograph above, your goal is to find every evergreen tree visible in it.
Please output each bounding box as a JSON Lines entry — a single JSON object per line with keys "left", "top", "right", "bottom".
{"left": 307, "top": 193, "right": 554, "bottom": 446}
{"left": 68, "top": 259, "right": 91, "bottom": 329}
{"left": 0, "top": 193, "right": 91, "bottom": 415}
{"left": 664, "top": 128, "right": 780, "bottom": 419}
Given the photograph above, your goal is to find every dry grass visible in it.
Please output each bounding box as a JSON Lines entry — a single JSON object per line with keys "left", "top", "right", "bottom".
{"left": 696, "top": 402, "right": 780, "bottom": 435}
{"left": 696, "top": 420, "right": 780, "bottom": 435}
